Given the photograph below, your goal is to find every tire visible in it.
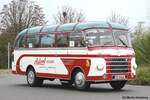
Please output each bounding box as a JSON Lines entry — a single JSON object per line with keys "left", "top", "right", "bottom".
{"left": 110, "top": 81, "right": 126, "bottom": 90}
{"left": 27, "top": 68, "right": 43, "bottom": 87}
{"left": 73, "top": 71, "right": 90, "bottom": 90}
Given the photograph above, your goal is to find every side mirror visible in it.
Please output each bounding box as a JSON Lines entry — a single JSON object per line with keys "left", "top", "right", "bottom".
{"left": 85, "top": 39, "right": 94, "bottom": 47}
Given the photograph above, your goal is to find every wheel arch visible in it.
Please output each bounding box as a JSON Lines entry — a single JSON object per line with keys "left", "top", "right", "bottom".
{"left": 26, "top": 65, "right": 35, "bottom": 75}
{"left": 70, "top": 66, "right": 84, "bottom": 81}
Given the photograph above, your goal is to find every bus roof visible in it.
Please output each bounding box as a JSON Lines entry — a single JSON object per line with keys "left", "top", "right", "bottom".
{"left": 18, "top": 22, "right": 128, "bottom": 35}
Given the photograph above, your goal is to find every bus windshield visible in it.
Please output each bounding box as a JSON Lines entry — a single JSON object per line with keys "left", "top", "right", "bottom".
{"left": 84, "top": 29, "right": 131, "bottom": 47}
{"left": 113, "top": 30, "right": 131, "bottom": 47}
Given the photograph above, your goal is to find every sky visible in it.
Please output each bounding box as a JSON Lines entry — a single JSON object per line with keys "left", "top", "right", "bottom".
{"left": 0, "top": 0, "right": 150, "bottom": 28}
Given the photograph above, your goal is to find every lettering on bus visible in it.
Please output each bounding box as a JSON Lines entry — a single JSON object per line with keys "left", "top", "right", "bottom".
{"left": 34, "top": 58, "right": 55, "bottom": 65}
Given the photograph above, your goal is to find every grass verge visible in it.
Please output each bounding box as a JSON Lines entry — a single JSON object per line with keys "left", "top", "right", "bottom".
{"left": 129, "top": 65, "right": 150, "bottom": 85}
{"left": 0, "top": 69, "right": 11, "bottom": 75}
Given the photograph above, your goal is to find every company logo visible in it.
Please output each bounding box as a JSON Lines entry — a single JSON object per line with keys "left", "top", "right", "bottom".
{"left": 34, "top": 58, "right": 46, "bottom": 65}
{"left": 34, "top": 58, "right": 55, "bottom": 65}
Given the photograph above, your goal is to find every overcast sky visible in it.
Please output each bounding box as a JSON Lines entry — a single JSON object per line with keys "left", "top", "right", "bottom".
{"left": 0, "top": 0, "right": 150, "bottom": 27}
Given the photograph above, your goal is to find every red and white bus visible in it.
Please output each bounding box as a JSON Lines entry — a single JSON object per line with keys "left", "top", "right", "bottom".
{"left": 12, "top": 22, "right": 137, "bottom": 90}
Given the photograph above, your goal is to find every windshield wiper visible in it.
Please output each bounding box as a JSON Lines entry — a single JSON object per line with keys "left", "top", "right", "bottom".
{"left": 118, "top": 38, "right": 128, "bottom": 47}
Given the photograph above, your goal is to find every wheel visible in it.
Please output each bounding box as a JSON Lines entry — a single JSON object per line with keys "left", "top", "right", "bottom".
{"left": 27, "top": 68, "right": 43, "bottom": 87}
{"left": 110, "top": 81, "right": 126, "bottom": 90}
{"left": 73, "top": 71, "right": 90, "bottom": 90}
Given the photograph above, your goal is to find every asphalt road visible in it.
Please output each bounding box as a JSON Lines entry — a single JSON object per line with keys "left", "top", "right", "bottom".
{"left": 0, "top": 74, "right": 150, "bottom": 100}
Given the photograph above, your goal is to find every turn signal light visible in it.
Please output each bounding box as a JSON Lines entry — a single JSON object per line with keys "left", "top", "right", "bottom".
{"left": 86, "top": 60, "right": 90, "bottom": 67}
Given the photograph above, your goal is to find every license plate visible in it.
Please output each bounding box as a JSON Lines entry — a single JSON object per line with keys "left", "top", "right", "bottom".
{"left": 113, "top": 75, "right": 126, "bottom": 80}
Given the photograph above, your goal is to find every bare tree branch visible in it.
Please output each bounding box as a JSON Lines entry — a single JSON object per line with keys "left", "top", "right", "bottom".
{"left": 0, "top": 0, "right": 46, "bottom": 34}
{"left": 108, "top": 11, "right": 129, "bottom": 25}
{"left": 53, "top": 5, "right": 86, "bottom": 24}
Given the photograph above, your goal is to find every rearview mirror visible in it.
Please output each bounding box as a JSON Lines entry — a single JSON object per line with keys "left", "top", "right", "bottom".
{"left": 85, "top": 39, "right": 94, "bottom": 47}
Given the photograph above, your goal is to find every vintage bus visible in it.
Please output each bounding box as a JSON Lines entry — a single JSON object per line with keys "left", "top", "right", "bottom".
{"left": 12, "top": 22, "right": 137, "bottom": 90}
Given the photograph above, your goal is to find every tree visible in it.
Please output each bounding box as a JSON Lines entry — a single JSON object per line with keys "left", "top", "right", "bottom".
{"left": 53, "top": 5, "right": 86, "bottom": 24}
{"left": 132, "top": 22, "right": 150, "bottom": 65}
{"left": 0, "top": 0, "right": 46, "bottom": 34}
{"left": 0, "top": 0, "right": 46, "bottom": 69}
{"left": 108, "top": 11, "right": 129, "bottom": 25}
{"left": 133, "top": 32, "right": 150, "bottom": 65}
{"left": 0, "top": 33, "right": 16, "bottom": 68}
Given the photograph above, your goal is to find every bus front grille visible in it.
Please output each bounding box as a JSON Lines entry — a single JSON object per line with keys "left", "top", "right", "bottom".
{"left": 108, "top": 58, "right": 129, "bottom": 73}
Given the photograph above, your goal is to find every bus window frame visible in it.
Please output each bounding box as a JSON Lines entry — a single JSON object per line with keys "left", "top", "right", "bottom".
{"left": 38, "top": 32, "right": 55, "bottom": 48}
{"left": 15, "top": 33, "right": 28, "bottom": 48}
{"left": 55, "top": 32, "right": 69, "bottom": 47}
{"left": 69, "top": 31, "right": 87, "bottom": 47}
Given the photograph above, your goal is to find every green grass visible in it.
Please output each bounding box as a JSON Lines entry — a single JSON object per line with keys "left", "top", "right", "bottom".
{"left": 129, "top": 65, "right": 150, "bottom": 85}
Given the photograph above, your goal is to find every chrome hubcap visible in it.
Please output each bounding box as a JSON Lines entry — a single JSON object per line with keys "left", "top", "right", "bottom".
{"left": 28, "top": 71, "right": 35, "bottom": 84}
{"left": 75, "top": 72, "right": 85, "bottom": 87}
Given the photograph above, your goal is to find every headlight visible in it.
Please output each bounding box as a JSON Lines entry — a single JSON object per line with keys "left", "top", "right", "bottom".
{"left": 97, "top": 64, "right": 104, "bottom": 71}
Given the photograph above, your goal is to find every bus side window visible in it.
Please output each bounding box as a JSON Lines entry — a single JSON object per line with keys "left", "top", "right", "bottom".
{"left": 19, "top": 35, "right": 27, "bottom": 48}
{"left": 40, "top": 34, "right": 54, "bottom": 47}
{"left": 57, "top": 33, "right": 68, "bottom": 47}
{"left": 70, "top": 32, "right": 85, "bottom": 47}
{"left": 27, "top": 35, "right": 39, "bottom": 48}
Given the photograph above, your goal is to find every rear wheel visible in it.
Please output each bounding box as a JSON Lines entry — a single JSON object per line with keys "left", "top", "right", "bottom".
{"left": 110, "top": 81, "right": 126, "bottom": 90}
{"left": 27, "top": 68, "right": 43, "bottom": 87}
{"left": 73, "top": 71, "right": 90, "bottom": 90}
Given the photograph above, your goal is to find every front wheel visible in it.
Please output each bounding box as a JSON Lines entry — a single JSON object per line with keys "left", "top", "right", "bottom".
{"left": 74, "top": 71, "right": 90, "bottom": 90}
{"left": 27, "top": 68, "right": 43, "bottom": 87}
{"left": 110, "top": 81, "right": 127, "bottom": 90}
